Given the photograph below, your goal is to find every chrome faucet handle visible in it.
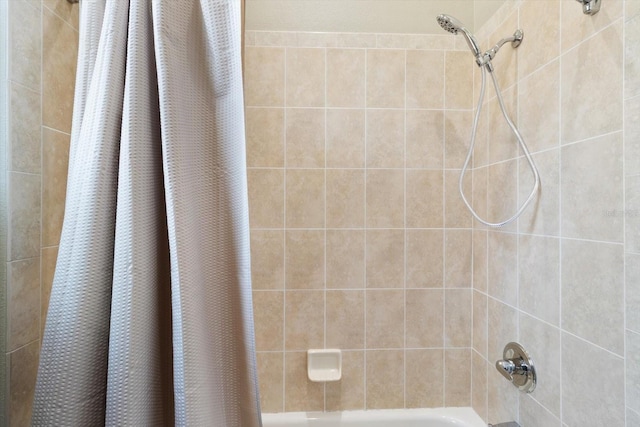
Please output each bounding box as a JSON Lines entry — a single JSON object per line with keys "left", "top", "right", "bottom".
{"left": 495, "top": 342, "right": 537, "bottom": 393}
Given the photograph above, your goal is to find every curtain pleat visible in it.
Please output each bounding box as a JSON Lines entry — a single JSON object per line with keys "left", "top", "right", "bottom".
{"left": 33, "top": 1, "right": 260, "bottom": 426}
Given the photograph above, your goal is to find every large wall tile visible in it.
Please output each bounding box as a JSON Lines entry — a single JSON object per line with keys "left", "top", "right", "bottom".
{"left": 41, "top": 246, "right": 58, "bottom": 337}
{"left": 625, "top": 9, "right": 640, "bottom": 98}
{"left": 285, "top": 108, "right": 325, "bottom": 168}
{"left": 406, "top": 170, "right": 442, "bottom": 228}
{"left": 10, "top": 83, "right": 41, "bottom": 174}
{"left": 627, "top": 253, "right": 640, "bottom": 334}
{"left": 406, "top": 50, "right": 444, "bottom": 109}
{"left": 8, "top": 258, "right": 40, "bottom": 351}
{"left": 445, "top": 289, "right": 472, "bottom": 348}
{"left": 365, "top": 350, "right": 404, "bottom": 409}
{"left": 366, "top": 109, "right": 404, "bottom": 168}
{"left": 43, "top": 0, "right": 79, "bottom": 30}
{"left": 366, "top": 169, "right": 404, "bottom": 228}
{"left": 406, "top": 289, "right": 444, "bottom": 348}
{"left": 406, "top": 230, "right": 443, "bottom": 289}
{"left": 285, "top": 48, "right": 325, "bottom": 107}
{"left": 561, "top": 0, "right": 623, "bottom": 52}
{"left": 42, "top": 127, "right": 70, "bottom": 247}
{"left": 365, "top": 230, "right": 404, "bottom": 289}
{"left": 444, "top": 230, "right": 472, "bottom": 287}
{"left": 42, "top": 8, "right": 78, "bottom": 133}
{"left": 365, "top": 290, "right": 404, "bottom": 348}
{"left": 561, "top": 22, "right": 623, "bottom": 143}
{"left": 326, "top": 169, "right": 365, "bottom": 229}
{"left": 285, "top": 230, "right": 324, "bottom": 290}
{"left": 518, "top": 149, "right": 560, "bottom": 237}
{"left": 325, "top": 351, "right": 365, "bottom": 411}
{"left": 625, "top": 95, "right": 640, "bottom": 176}
{"left": 252, "top": 291, "right": 283, "bottom": 352}
{"left": 245, "top": 108, "right": 284, "bottom": 168}
{"left": 285, "top": 169, "right": 325, "bottom": 228}
{"left": 626, "top": 175, "right": 640, "bottom": 253}
{"left": 9, "top": 340, "right": 39, "bottom": 426}
{"left": 326, "top": 291, "right": 364, "bottom": 349}
{"left": 406, "top": 349, "right": 444, "bottom": 408}
{"left": 247, "top": 168, "right": 284, "bottom": 228}
{"left": 366, "top": 49, "right": 405, "bottom": 108}
{"left": 326, "top": 109, "right": 365, "bottom": 168}
{"left": 562, "top": 239, "right": 624, "bottom": 355}
{"left": 562, "top": 333, "right": 625, "bottom": 426}
{"left": 445, "top": 51, "right": 473, "bottom": 109}
{"left": 327, "top": 49, "right": 365, "bottom": 108}
{"left": 256, "top": 352, "right": 284, "bottom": 413}
{"left": 9, "top": 0, "right": 41, "bottom": 91}
{"left": 250, "top": 230, "right": 284, "bottom": 290}
{"left": 518, "top": 0, "right": 560, "bottom": 78}
{"left": 284, "top": 291, "right": 324, "bottom": 351}
{"left": 244, "top": 47, "right": 285, "bottom": 106}
{"left": 561, "top": 132, "right": 623, "bottom": 242}
{"left": 487, "top": 231, "right": 517, "bottom": 306}
{"left": 326, "top": 230, "right": 365, "bottom": 289}
{"left": 406, "top": 110, "right": 444, "bottom": 169}
{"left": 627, "top": 330, "right": 640, "bottom": 415}
{"left": 10, "top": 172, "right": 41, "bottom": 261}
{"left": 444, "top": 349, "right": 471, "bottom": 406}
{"left": 284, "top": 352, "right": 324, "bottom": 411}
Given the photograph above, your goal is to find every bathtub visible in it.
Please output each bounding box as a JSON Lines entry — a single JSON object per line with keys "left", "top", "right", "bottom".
{"left": 262, "top": 407, "right": 486, "bottom": 427}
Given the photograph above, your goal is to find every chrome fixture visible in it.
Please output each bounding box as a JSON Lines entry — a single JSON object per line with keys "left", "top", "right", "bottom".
{"left": 489, "top": 423, "right": 520, "bottom": 427}
{"left": 576, "top": 0, "right": 601, "bottom": 15}
{"left": 436, "top": 14, "right": 540, "bottom": 227}
{"left": 495, "top": 342, "right": 536, "bottom": 393}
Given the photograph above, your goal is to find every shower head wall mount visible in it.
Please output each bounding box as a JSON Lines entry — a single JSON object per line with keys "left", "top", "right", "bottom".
{"left": 576, "top": 0, "right": 601, "bottom": 15}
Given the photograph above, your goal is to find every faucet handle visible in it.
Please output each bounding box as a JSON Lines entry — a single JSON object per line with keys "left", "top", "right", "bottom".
{"left": 495, "top": 359, "right": 516, "bottom": 381}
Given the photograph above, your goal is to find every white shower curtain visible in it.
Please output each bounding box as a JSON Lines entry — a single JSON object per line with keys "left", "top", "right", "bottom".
{"left": 32, "top": 1, "right": 261, "bottom": 425}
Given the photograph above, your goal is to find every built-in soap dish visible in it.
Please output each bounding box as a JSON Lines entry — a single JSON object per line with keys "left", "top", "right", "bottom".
{"left": 307, "top": 349, "right": 342, "bottom": 382}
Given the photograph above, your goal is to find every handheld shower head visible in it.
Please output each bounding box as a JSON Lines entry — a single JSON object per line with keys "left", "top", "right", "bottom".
{"left": 436, "top": 14, "right": 482, "bottom": 59}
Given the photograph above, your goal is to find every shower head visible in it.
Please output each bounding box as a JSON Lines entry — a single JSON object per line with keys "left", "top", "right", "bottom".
{"left": 436, "top": 14, "right": 482, "bottom": 59}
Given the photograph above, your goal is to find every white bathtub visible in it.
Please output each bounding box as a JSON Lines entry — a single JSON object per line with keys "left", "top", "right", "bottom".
{"left": 262, "top": 407, "right": 486, "bottom": 427}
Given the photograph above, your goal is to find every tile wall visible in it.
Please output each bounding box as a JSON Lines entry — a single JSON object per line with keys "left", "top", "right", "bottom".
{"left": 470, "top": 0, "right": 640, "bottom": 426}
{"left": 244, "top": 31, "right": 480, "bottom": 412}
{"left": 4, "top": 0, "right": 78, "bottom": 425}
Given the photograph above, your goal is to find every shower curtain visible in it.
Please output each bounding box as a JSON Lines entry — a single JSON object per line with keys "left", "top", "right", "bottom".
{"left": 32, "top": 1, "right": 261, "bottom": 425}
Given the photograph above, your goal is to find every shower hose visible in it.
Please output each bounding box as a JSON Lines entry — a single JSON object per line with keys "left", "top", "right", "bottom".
{"left": 458, "top": 64, "right": 541, "bottom": 227}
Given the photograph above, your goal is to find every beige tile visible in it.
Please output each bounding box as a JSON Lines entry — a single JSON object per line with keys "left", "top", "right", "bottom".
{"left": 326, "top": 290, "right": 365, "bottom": 349}
{"left": 365, "top": 230, "right": 404, "bottom": 289}
{"left": 285, "top": 230, "right": 324, "bottom": 290}
{"left": 366, "top": 109, "right": 404, "bottom": 168}
{"left": 627, "top": 175, "right": 640, "bottom": 253}
{"left": 366, "top": 169, "right": 404, "bottom": 228}
{"left": 518, "top": 235, "right": 560, "bottom": 326}
{"left": 471, "top": 351, "right": 487, "bottom": 422}
{"left": 487, "top": 365, "right": 518, "bottom": 425}
{"left": 472, "top": 167, "right": 488, "bottom": 227}
{"left": 519, "top": 313, "right": 561, "bottom": 417}
{"left": 444, "top": 230, "right": 472, "bottom": 288}
{"left": 247, "top": 168, "right": 284, "bottom": 228}
{"left": 42, "top": 128, "right": 70, "bottom": 247}
{"left": 518, "top": 60, "right": 560, "bottom": 154}
{"left": 628, "top": 330, "right": 640, "bottom": 414}
{"left": 518, "top": 394, "right": 561, "bottom": 427}
{"left": 406, "top": 170, "right": 443, "bottom": 228}
{"left": 326, "top": 351, "right": 365, "bottom": 411}
{"left": 405, "top": 349, "right": 444, "bottom": 408}
{"left": 327, "top": 49, "right": 365, "bottom": 108}
{"left": 286, "top": 48, "right": 325, "bottom": 107}
{"left": 406, "top": 229, "right": 443, "bottom": 289}
{"left": 9, "top": 0, "right": 41, "bottom": 91}
{"left": 366, "top": 49, "right": 405, "bottom": 108}
{"left": 10, "top": 172, "right": 41, "bottom": 261}
{"left": 473, "top": 291, "right": 487, "bottom": 358}
{"left": 365, "top": 350, "right": 404, "bottom": 409}
{"left": 444, "top": 110, "right": 472, "bottom": 169}
{"left": 406, "top": 289, "right": 444, "bottom": 348}
{"left": 444, "top": 170, "right": 472, "bottom": 228}
{"left": 286, "top": 169, "right": 325, "bottom": 228}
{"left": 9, "top": 340, "right": 40, "bottom": 426}
{"left": 244, "top": 47, "right": 285, "bottom": 106}
{"left": 251, "top": 230, "right": 284, "bottom": 290}
{"left": 629, "top": 409, "right": 640, "bottom": 427}
{"left": 41, "top": 246, "right": 58, "bottom": 337}
{"left": 245, "top": 108, "right": 284, "bottom": 168}
{"left": 488, "top": 86, "right": 518, "bottom": 164}
{"left": 252, "top": 291, "right": 283, "bottom": 352}
{"left": 445, "top": 349, "right": 471, "bottom": 406}
{"left": 627, "top": 13, "right": 640, "bottom": 99}
{"left": 561, "top": 132, "right": 623, "bottom": 242}
{"left": 42, "top": 8, "right": 78, "bottom": 133}
{"left": 326, "top": 109, "right": 365, "bottom": 168}
{"left": 561, "top": 333, "right": 625, "bottom": 426}
{"left": 628, "top": 0, "right": 640, "bottom": 20}
{"left": 365, "top": 290, "right": 404, "bottom": 349}
{"left": 8, "top": 258, "right": 40, "bottom": 351}
{"left": 561, "top": 22, "right": 623, "bottom": 143}
{"left": 445, "top": 51, "right": 473, "bottom": 109}
{"left": 472, "top": 106, "right": 489, "bottom": 169}
{"left": 326, "top": 169, "right": 365, "bottom": 228}
{"left": 625, "top": 96, "right": 640, "bottom": 176}
{"left": 43, "top": 0, "right": 79, "bottom": 30}
{"left": 562, "top": 239, "right": 624, "bottom": 355}
{"left": 284, "top": 352, "right": 324, "bottom": 411}
{"left": 487, "top": 231, "right": 517, "bottom": 306}
{"left": 445, "top": 289, "right": 472, "bottom": 348}
{"left": 285, "top": 290, "right": 324, "bottom": 351}
{"left": 627, "top": 253, "right": 640, "bottom": 334}
{"left": 406, "top": 110, "right": 444, "bottom": 169}
{"left": 286, "top": 108, "right": 325, "bottom": 168}
{"left": 326, "top": 230, "right": 365, "bottom": 289}
{"left": 253, "top": 32, "right": 297, "bottom": 47}
{"left": 488, "top": 299, "right": 517, "bottom": 364}
{"left": 518, "top": 149, "right": 560, "bottom": 236}
{"left": 406, "top": 50, "right": 444, "bottom": 109}
{"left": 256, "top": 352, "right": 284, "bottom": 413}
{"left": 561, "top": 0, "right": 623, "bottom": 52}
{"left": 472, "top": 230, "right": 487, "bottom": 293}
{"left": 518, "top": 0, "right": 560, "bottom": 78}
{"left": 10, "top": 83, "right": 41, "bottom": 174}
{"left": 486, "top": 160, "right": 518, "bottom": 231}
